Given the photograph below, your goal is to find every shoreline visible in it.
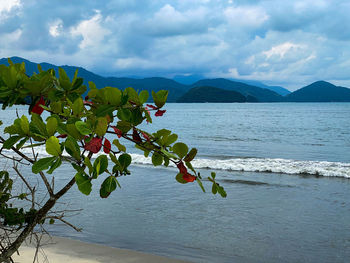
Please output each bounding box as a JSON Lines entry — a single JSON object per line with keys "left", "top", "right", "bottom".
{"left": 12, "top": 236, "right": 191, "bottom": 263}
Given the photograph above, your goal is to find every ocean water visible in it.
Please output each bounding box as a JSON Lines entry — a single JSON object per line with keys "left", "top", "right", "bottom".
{"left": 1, "top": 103, "right": 350, "bottom": 262}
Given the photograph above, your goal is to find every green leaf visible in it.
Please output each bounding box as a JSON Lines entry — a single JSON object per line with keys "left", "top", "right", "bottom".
{"left": 58, "top": 68, "right": 71, "bottom": 90}
{"left": 46, "top": 136, "right": 62, "bottom": 156}
{"left": 100, "top": 176, "right": 117, "bottom": 198}
{"left": 217, "top": 185, "right": 227, "bottom": 198}
{"left": 32, "top": 157, "right": 57, "bottom": 174}
{"left": 196, "top": 179, "right": 205, "bottom": 193}
{"left": 165, "top": 134, "right": 178, "bottom": 146}
{"left": 175, "top": 173, "right": 188, "bottom": 184}
{"left": 20, "top": 115, "right": 30, "bottom": 134}
{"left": 49, "top": 219, "right": 55, "bottom": 224}
{"left": 155, "top": 129, "right": 171, "bottom": 137}
{"left": 2, "top": 136, "right": 22, "bottom": 149}
{"left": 151, "top": 152, "right": 163, "bottom": 166}
{"left": 139, "top": 90, "right": 149, "bottom": 104}
{"left": 16, "top": 137, "right": 27, "bottom": 150}
{"left": 84, "top": 157, "right": 93, "bottom": 175}
{"left": 95, "top": 117, "right": 108, "bottom": 137}
{"left": 47, "top": 158, "right": 62, "bottom": 174}
{"left": 125, "top": 87, "right": 140, "bottom": 104}
{"left": 117, "top": 108, "right": 132, "bottom": 121}
{"left": 116, "top": 120, "right": 132, "bottom": 133}
{"left": 95, "top": 105, "right": 115, "bottom": 117}
{"left": 31, "top": 114, "right": 48, "bottom": 138}
{"left": 93, "top": 155, "right": 108, "bottom": 177}
{"left": 50, "top": 101, "right": 62, "bottom": 114}
{"left": 172, "top": 142, "right": 188, "bottom": 159}
{"left": 75, "top": 172, "right": 92, "bottom": 195}
{"left": 46, "top": 117, "right": 58, "bottom": 136}
{"left": 160, "top": 148, "right": 178, "bottom": 160}
{"left": 65, "top": 136, "right": 81, "bottom": 160}
{"left": 103, "top": 87, "right": 122, "bottom": 106}
{"left": 75, "top": 121, "right": 92, "bottom": 135}
{"left": 212, "top": 183, "right": 217, "bottom": 194}
{"left": 152, "top": 90, "right": 168, "bottom": 108}
{"left": 118, "top": 153, "right": 131, "bottom": 170}
{"left": 184, "top": 148, "right": 197, "bottom": 162}
{"left": 72, "top": 98, "right": 84, "bottom": 116}
{"left": 112, "top": 139, "right": 126, "bottom": 152}
{"left": 66, "top": 123, "right": 82, "bottom": 139}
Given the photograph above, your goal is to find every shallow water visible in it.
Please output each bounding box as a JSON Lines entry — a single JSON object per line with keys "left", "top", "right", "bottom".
{"left": 1, "top": 103, "right": 350, "bottom": 262}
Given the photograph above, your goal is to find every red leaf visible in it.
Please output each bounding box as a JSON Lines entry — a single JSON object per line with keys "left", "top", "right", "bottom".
{"left": 112, "top": 127, "right": 123, "bottom": 138}
{"left": 183, "top": 173, "right": 196, "bottom": 182}
{"left": 56, "top": 134, "right": 67, "bottom": 138}
{"left": 146, "top": 104, "right": 158, "bottom": 110}
{"left": 176, "top": 161, "right": 188, "bottom": 175}
{"left": 141, "top": 131, "right": 150, "bottom": 141}
{"left": 31, "top": 97, "right": 45, "bottom": 115}
{"left": 84, "top": 137, "right": 102, "bottom": 153}
{"left": 132, "top": 128, "right": 142, "bottom": 143}
{"left": 155, "top": 109, "right": 166, "bottom": 117}
{"left": 83, "top": 100, "right": 93, "bottom": 105}
{"left": 103, "top": 138, "right": 111, "bottom": 154}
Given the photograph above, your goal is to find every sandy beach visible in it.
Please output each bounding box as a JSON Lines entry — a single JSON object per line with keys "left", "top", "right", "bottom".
{"left": 12, "top": 236, "right": 190, "bottom": 263}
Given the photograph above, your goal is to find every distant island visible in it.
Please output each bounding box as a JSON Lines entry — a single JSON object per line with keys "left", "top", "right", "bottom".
{"left": 1, "top": 56, "right": 350, "bottom": 103}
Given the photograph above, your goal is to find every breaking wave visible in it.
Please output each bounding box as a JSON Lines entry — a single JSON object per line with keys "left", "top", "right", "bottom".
{"left": 129, "top": 154, "right": 350, "bottom": 178}
{"left": 1, "top": 146, "right": 349, "bottom": 178}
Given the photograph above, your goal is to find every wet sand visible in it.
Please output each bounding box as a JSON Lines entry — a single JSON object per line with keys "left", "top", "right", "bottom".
{"left": 12, "top": 236, "right": 190, "bottom": 263}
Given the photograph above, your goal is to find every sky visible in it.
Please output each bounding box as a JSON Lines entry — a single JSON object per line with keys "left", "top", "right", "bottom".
{"left": 0, "top": 0, "right": 349, "bottom": 91}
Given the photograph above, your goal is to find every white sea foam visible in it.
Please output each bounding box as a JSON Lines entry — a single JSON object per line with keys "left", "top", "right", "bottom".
{"left": 2, "top": 145, "right": 349, "bottom": 178}
{"left": 130, "top": 154, "right": 350, "bottom": 178}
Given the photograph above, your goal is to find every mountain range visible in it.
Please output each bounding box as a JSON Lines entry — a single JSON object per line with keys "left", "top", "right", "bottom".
{"left": 1, "top": 57, "right": 350, "bottom": 103}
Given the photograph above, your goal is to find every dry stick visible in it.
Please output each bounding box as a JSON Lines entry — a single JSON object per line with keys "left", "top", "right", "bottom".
{"left": 0, "top": 175, "right": 76, "bottom": 261}
{"left": 45, "top": 215, "right": 82, "bottom": 232}
{"left": 12, "top": 164, "right": 36, "bottom": 210}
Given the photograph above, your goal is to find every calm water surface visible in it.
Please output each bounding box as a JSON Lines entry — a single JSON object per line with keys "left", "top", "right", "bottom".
{"left": 1, "top": 103, "right": 350, "bottom": 262}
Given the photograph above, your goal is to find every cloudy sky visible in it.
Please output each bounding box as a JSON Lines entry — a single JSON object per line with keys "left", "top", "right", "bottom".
{"left": 0, "top": 0, "right": 349, "bottom": 90}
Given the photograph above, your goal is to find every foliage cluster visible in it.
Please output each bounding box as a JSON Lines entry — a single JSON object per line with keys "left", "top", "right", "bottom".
{"left": 0, "top": 59, "right": 225, "bottom": 261}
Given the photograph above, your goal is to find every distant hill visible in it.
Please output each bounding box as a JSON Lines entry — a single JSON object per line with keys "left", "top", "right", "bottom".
{"left": 0, "top": 57, "right": 189, "bottom": 102}
{"left": 177, "top": 86, "right": 249, "bottom": 103}
{"left": 191, "top": 78, "right": 284, "bottom": 102}
{"left": 231, "top": 79, "right": 291, "bottom": 96}
{"left": 3, "top": 57, "right": 348, "bottom": 103}
{"left": 286, "top": 81, "right": 350, "bottom": 102}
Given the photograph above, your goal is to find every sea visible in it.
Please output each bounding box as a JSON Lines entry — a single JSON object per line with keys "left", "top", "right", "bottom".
{"left": 1, "top": 103, "right": 350, "bottom": 263}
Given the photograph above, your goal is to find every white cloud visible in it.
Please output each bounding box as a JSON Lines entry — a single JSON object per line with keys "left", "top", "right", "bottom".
{"left": 0, "top": 0, "right": 21, "bottom": 21}
{"left": 70, "top": 10, "right": 110, "bottom": 49}
{"left": 49, "top": 19, "right": 63, "bottom": 37}
{"left": 263, "top": 42, "right": 304, "bottom": 59}
{"left": 0, "top": 0, "right": 20, "bottom": 13}
{"left": 224, "top": 6, "right": 269, "bottom": 27}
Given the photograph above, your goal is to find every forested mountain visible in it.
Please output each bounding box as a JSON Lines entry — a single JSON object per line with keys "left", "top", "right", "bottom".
{"left": 177, "top": 86, "right": 249, "bottom": 103}
{"left": 191, "top": 78, "right": 284, "bottom": 102}
{"left": 285, "top": 81, "right": 350, "bottom": 102}
{"left": 1, "top": 57, "right": 349, "bottom": 103}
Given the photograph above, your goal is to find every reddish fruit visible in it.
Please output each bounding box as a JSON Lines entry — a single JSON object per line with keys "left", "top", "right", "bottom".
{"left": 56, "top": 134, "right": 68, "bottom": 138}
{"left": 84, "top": 137, "right": 102, "bottom": 153}
{"left": 103, "top": 138, "right": 111, "bottom": 154}
{"left": 31, "top": 97, "right": 45, "bottom": 115}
